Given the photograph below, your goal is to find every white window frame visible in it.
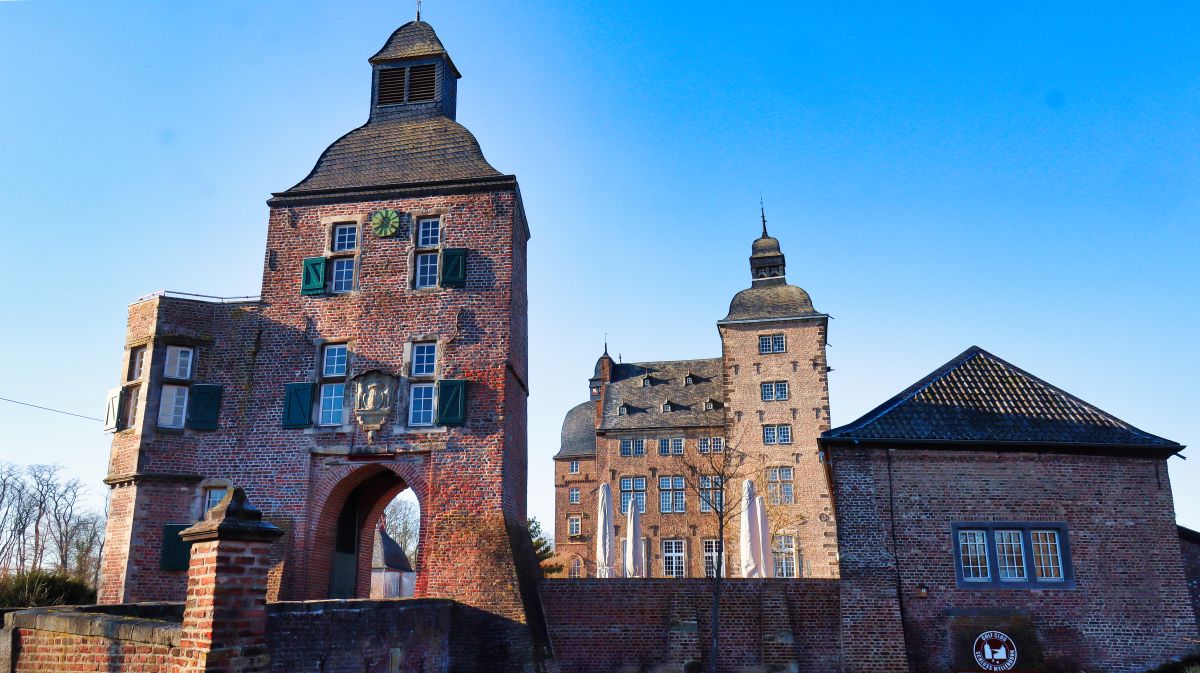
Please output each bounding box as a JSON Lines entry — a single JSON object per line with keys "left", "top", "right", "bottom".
{"left": 569, "top": 487, "right": 580, "bottom": 504}
{"left": 202, "top": 486, "right": 228, "bottom": 515}
{"left": 994, "top": 529, "right": 1028, "bottom": 581}
{"left": 412, "top": 342, "right": 437, "bottom": 377}
{"left": 773, "top": 534, "right": 798, "bottom": 578}
{"left": 318, "top": 382, "right": 345, "bottom": 427}
{"left": 703, "top": 539, "right": 724, "bottom": 578}
{"left": 331, "top": 223, "right": 358, "bottom": 252}
{"left": 958, "top": 529, "right": 991, "bottom": 582}
{"left": 416, "top": 217, "right": 441, "bottom": 248}
{"left": 569, "top": 558, "right": 582, "bottom": 578}
{"left": 658, "top": 476, "right": 685, "bottom": 514}
{"left": 569, "top": 460, "right": 580, "bottom": 474}
{"left": 763, "top": 425, "right": 777, "bottom": 445}
{"left": 662, "top": 539, "right": 685, "bottom": 578}
{"left": 330, "top": 257, "right": 355, "bottom": 294}
{"left": 670, "top": 437, "right": 684, "bottom": 455}
{"left": 768, "top": 466, "right": 795, "bottom": 505}
{"left": 620, "top": 476, "right": 646, "bottom": 514}
{"left": 700, "top": 476, "right": 723, "bottom": 513}
{"left": 568, "top": 515, "right": 581, "bottom": 537}
{"left": 157, "top": 384, "right": 188, "bottom": 429}
{"left": 164, "top": 346, "right": 194, "bottom": 380}
{"left": 128, "top": 346, "right": 146, "bottom": 381}
{"left": 415, "top": 252, "right": 439, "bottom": 289}
{"left": 408, "top": 382, "right": 435, "bottom": 426}
{"left": 322, "top": 344, "right": 348, "bottom": 378}
{"left": 771, "top": 334, "right": 786, "bottom": 353}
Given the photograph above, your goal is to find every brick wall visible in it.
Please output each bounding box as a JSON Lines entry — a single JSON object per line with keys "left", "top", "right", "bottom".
{"left": 539, "top": 578, "right": 840, "bottom": 673}
{"left": 1179, "top": 527, "right": 1200, "bottom": 632}
{"left": 3, "top": 605, "right": 182, "bottom": 673}
{"left": 832, "top": 445, "right": 1198, "bottom": 673}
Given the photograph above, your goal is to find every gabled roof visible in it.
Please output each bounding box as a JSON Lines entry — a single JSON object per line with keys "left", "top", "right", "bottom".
{"left": 598, "top": 358, "right": 725, "bottom": 431}
{"left": 823, "top": 346, "right": 1183, "bottom": 453}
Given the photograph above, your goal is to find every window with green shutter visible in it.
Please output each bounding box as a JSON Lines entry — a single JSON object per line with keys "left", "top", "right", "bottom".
{"left": 282, "top": 383, "right": 315, "bottom": 428}
{"left": 436, "top": 379, "right": 467, "bottom": 426}
{"left": 186, "top": 384, "right": 222, "bottom": 431}
{"left": 160, "top": 524, "right": 192, "bottom": 571}
{"left": 440, "top": 248, "right": 467, "bottom": 288}
{"left": 301, "top": 257, "right": 326, "bottom": 295}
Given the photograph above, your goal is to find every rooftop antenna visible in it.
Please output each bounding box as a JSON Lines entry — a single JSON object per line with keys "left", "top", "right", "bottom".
{"left": 416, "top": 0, "right": 422, "bottom": 21}
{"left": 760, "top": 195, "right": 768, "bottom": 237}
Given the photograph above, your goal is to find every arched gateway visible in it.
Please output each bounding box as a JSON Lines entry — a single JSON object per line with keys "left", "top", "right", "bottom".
{"left": 97, "top": 17, "right": 542, "bottom": 634}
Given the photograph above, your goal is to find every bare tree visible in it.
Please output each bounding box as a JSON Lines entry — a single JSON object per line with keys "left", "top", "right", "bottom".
{"left": 0, "top": 463, "right": 106, "bottom": 588}
{"left": 383, "top": 496, "right": 420, "bottom": 564}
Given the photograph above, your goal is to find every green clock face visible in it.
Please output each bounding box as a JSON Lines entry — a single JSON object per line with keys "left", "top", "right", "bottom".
{"left": 371, "top": 209, "right": 401, "bottom": 237}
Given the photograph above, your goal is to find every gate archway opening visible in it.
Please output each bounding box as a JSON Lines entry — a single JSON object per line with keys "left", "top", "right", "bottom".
{"left": 324, "top": 467, "right": 421, "bottom": 599}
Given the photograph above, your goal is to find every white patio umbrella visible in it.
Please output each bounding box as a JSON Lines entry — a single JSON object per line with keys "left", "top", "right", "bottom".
{"left": 624, "top": 498, "right": 645, "bottom": 578}
{"left": 739, "top": 480, "right": 762, "bottom": 578}
{"left": 756, "top": 495, "right": 774, "bottom": 578}
{"left": 596, "top": 483, "right": 616, "bottom": 578}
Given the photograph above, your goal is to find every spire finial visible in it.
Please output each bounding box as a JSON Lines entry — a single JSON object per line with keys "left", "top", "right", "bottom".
{"left": 416, "top": 0, "right": 422, "bottom": 21}
{"left": 760, "top": 196, "right": 769, "bottom": 237}
{"left": 603, "top": 331, "right": 609, "bottom": 356}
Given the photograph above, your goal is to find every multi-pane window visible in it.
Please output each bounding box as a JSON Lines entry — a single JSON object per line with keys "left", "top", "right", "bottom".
{"left": 658, "top": 438, "right": 683, "bottom": 456}
{"left": 569, "top": 460, "right": 580, "bottom": 474}
{"left": 699, "top": 438, "right": 709, "bottom": 453}
{"left": 662, "top": 539, "right": 685, "bottom": 578}
{"left": 202, "top": 486, "right": 228, "bottom": 515}
{"left": 671, "top": 437, "right": 683, "bottom": 455}
{"left": 158, "top": 384, "right": 188, "bottom": 428}
{"left": 621, "top": 439, "right": 645, "bottom": 457}
{"left": 953, "top": 523, "right": 1072, "bottom": 588}
{"left": 319, "top": 382, "right": 345, "bottom": 426}
{"left": 569, "top": 487, "right": 580, "bottom": 504}
{"left": 1031, "top": 530, "right": 1064, "bottom": 581}
{"left": 958, "top": 530, "right": 990, "bottom": 581}
{"left": 994, "top": 530, "right": 1027, "bottom": 581}
{"left": 412, "top": 343, "right": 437, "bottom": 376}
{"left": 699, "top": 476, "right": 724, "bottom": 513}
{"left": 762, "top": 424, "right": 792, "bottom": 445}
{"left": 761, "top": 381, "right": 789, "bottom": 401}
{"left": 128, "top": 347, "right": 146, "bottom": 381}
{"left": 332, "top": 223, "right": 358, "bottom": 252}
{"left": 759, "top": 334, "right": 786, "bottom": 354}
{"left": 568, "top": 515, "right": 581, "bottom": 537}
{"left": 121, "top": 386, "right": 141, "bottom": 429}
{"left": 703, "top": 539, "right": 723, "bottom": 578}
{"left": 658, "top": 476, "right": 685, "bottom": 513}
{"left": 322, "top": 344, "right": 348, "bottom": 377}
{"left": 415, "top": 252, "right": 439, "bottom": 288}
{"left": 164, "top": 346, "right": 194, "bottom": 380}
{"left": 619, "top": 477, "right": 646, "bottom": 514}
{"left": 417, "top": 217, "right": 441, "bottom": 247}
{"left": 318, "top": 344, "right": 348, "bottom": 427}
{"left": 773, "top": 535, "right": 797, "bottom": 578}
{"left": 767, "top": 467, "right": 795, "bottom": 505}
{"left": 408, "top": 383, "right": 435, "bottom": 426}
{"left": 569, "top": 558, "right": 582, "bottom": 578}
{"left": 330, "top": 258, "right": 355, "bottom": 293}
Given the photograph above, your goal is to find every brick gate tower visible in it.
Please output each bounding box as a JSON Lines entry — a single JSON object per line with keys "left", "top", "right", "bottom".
{"left": 98, "top": 17, "right": 544, "bottom": 650}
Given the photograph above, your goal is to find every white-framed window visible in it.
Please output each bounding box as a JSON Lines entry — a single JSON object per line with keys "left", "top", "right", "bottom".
{"left": 763, "top": 424, "right": 792, "bottom": 445}
{"left": 994, "top": 530, "right": 1027, "bottom": 581}
{"left": 761, "top": 381, "right": 789, "bottom": 401}
{"left": 128, "top": 346, "right": 146, "bottom": 381}
{"left": 408, "top": 382, "right": 435, "bottom": 426}
{"left": 1031, "top": 530, "right": 1064, "bottom": 581}
{"left": 164, "top": 346, "right": 194, "bottom": 380}
{"left": 704, "top": 400, "right": 715, "bottom": 411}
{"left": 622, "top": 439, "right": 633, "bottom": 457}
{"left": 569, "top": 558, "right": 582, "bottom": 578}
{"left": 698, "top": 438, "right": 709, "bottom": 453}
{"left": 121, "top": 385, "right": 141, "bottom": 429}
{"left": 700, "top": 437, "right": 724, "bottom": 453}
{"left": 202, "top": 486, "right": 228, "bottom": 515}
{"left": 319, "top": 382, "right": 345, "bottom": 426}
{"left": 412, "top": 342, "right": 437, "bottom": 376}
{"left": 662, "top": 402, "right": 673, "bottom": 412}
{"left": 773, "top": 534, "right": 797, "bottom": 578}
{"left": 569, "top": 460, "right": 580, "bottom": 474}
{"left": 699, "top": 476, "right": 723, "bottom": 513}
{"left": 711, "top": 437, "right": 723, "bottom": 452}
{"left": 619, "top": 476, "right": 646, "bottom": 514}
{"left": 641, "top": 376, "right": 651, "bottom": 387}
{"left": 958, "top": 530, "right": 990, "bottom": 581}
{"left": 657, "top": 438, "right": 682, "bottom": 456}
{"left": 415, "top": 252, "right": 439, "bottom": 288}
{"left": 417, "top": 217, "right": 441, "bottom": 248}
{"left": 330, "top": 257, "right": 355, "bottom": 293}
{"left": 767, "top": 467, "right": 795, "bottom": 505}
{"left": 569, "top": 487, "right": 580, "bottom": 504}
{"left": 618, "top": 404, "right": 629, "bottom": 415}
{"left": 568, "top": 515, "right": 581, "bottom": 537}
{"left": 158, "top": 384, "right": 188, "bottom": 428}
{"left": 658, "top": 476, "right": 685, "bottom": 513}
{"left": 759, "top": 334, "right": 786, "bottom": 354}
{"left": 332, "top": 223, "right": 358, "bottom": 252}
{"left": 703, "top": 539, "right": 723, "bottom": 578}
{"left": 621, "top": 438, "right": 645, "bottom": 457}
{"left": 322, "top": 344, "right": 348, "bottom": 378}
{"left": 671, "top": 437, "right": 683, "bottom": 455}
{"left": 662, "top": 539, "right": 685, "bottom": 578}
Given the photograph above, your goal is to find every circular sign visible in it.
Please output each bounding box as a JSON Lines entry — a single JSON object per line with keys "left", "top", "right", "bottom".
{"left": 370, "top": 209, "right": 401, "bottom": 237}
{"left": 973, "top": 631, "right": 1018, "bottom": 671}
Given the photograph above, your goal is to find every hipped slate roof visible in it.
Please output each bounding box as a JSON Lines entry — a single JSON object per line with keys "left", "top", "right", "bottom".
{"left": 372, "top": 526, "right": 413, "bottom": 572}
{"left": 556, "top": 401, "right": 597, "bottom": 459}
{"left": 723, "top": 278, "right": 820, "bottom": 322}
{"left": 823, "top": 346, "right": 1183, "bottom": 452}
{"left": 598, "top": 358, "right": 725, "bottom": 431}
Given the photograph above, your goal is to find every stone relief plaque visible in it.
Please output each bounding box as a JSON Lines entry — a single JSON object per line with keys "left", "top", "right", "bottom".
{"left": 352, "top": 370, "right": 395, "bottom": 443}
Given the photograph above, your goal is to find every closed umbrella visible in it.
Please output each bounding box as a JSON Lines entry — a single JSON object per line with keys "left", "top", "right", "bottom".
{"left": 756, "top": 495, "right": 774, "bottom": 578}
{"left": 624, "top": 498, "right": 645, "bottom": 578}
{"left": 596, "top": 483, "right": 616, "bottom": 578}
{"left": 739, "top": 480, "right": 762, "bottom": 578}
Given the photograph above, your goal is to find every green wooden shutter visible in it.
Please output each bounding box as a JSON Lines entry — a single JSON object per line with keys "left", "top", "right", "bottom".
{"left": 301, "top": 257, "right": 326, "bottom": 295}
{"left": 160, "top": 524, "right": 192, "bottom": 571}
{"left": 436, "top": 379, "right": 467, "bottom": 426}
{"left": 185, "top": 384, "right": 222, "bottom": 431}
{"left": 440, "top": 248, "right": 467, "bottom": 288}
{"left": 282, "top": 382, "right": 315, "bottom": 428}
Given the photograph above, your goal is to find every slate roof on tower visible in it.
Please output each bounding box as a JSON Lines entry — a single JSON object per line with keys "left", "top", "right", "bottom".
{"left": 370, "top": 20, "right": 460, "bottom": 75}
{"left": 556, "top": 401, "right": 597, "bottom": 459}
{"left": 598, "top": 358, "right": 725, "bottom": 431}
{"left": 822, "top": 346, "right": 1183, "bottom": 452}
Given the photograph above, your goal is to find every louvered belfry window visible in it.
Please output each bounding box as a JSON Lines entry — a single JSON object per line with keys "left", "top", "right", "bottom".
{"left": 376, "top": 64, "right": 436, "bottom": 106}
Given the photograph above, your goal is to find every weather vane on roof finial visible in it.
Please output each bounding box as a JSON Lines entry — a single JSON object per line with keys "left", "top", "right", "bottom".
{"left": 416, "top": 0, "right": 422, "bottom": 21}
{"left": 760, "top": 195, "right": 768, "bottom": 237}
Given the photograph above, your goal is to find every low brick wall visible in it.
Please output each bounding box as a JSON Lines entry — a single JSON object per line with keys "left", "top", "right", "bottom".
{"left": 539, "top": 578, "right": 841, "bottom": 673}
{"left": 2, "top": 604, "right": 182, "bottom": 672}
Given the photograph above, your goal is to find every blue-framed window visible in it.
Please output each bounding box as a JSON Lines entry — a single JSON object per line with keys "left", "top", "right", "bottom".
{"left": 951, "top": 522, "right": 1075, "bottom": 589}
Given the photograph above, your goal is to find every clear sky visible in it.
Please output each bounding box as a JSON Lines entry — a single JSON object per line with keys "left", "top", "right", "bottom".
{"left": 1, "top": 2, "right": 1197, "bottom": 532}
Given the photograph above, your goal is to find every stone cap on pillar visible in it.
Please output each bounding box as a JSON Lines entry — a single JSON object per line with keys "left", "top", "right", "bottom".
{"left": 179, "top": 487, "right": 284, "bottom": 543}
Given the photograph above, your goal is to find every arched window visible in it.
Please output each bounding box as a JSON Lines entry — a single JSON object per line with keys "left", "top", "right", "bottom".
{"left": 569, "top": 557, "right": 583, "bottom": 578}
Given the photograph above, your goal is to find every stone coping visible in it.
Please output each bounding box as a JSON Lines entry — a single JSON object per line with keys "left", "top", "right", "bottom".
{"left": 5, "top": 606, "right": 181, "bottom": 647}
{"left": 268, "top": 597, "right": 455, "bottom": 614}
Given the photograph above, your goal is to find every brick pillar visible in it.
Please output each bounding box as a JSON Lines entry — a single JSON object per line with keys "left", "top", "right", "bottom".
{"left": 174, "top": 488, "right": 283, "bottom": 673}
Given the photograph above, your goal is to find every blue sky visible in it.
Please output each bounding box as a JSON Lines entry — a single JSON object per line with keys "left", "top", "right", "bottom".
{"left": 1, "top": 1, "right": 1197, "bottom": 530}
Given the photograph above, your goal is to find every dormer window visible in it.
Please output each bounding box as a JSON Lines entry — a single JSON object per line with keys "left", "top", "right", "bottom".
{"left": 618, "top": 404, "right": 629, "bottom": 415}
{"left": 376, "top": 63, "right": 437, "bottom": 106}
{"left": 704, "top": 399, "right": 721, "bottom": 411}
{"left": 684, "top": 375, "right": 695, "bottom": 386}
{"left": 642, "top": 377, "right": 651, "bottom": 387}
{"left": 662, "top": 402, "right": 673, "bottom": 413}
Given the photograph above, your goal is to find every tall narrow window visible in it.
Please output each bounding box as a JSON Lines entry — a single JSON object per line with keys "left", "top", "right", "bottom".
{"left": 332, "top": 223, "right": 358, "bottom": 252}
{"left": 773, "top": 535, "right": 797, "bottom": 578}
{"left": 763, "top": 425, "right": 777, "bottom": 445}
{"left": 568, "top": 515, "right": 581, "bottom": 537}
{"left": 767, "top": 467, "right": 795, "bottom": 505}
{"left": 670, "top": 437, "right": 684, "bottom": 455}
{"left": 128, "top": 346, "right": 146, "bottom": 381}
{"left": 164, "top": 346, "right": 194, "bottom": 380}
{"left": 958, "top": 530, "right": 990, "bottom": 581}
{"left": 994, "top": 530, "right": 1027, "bottom": 581}
{"left": 658, "top": 476, "right": 685, "bottom": 513}
{"left": 319, "top": 383, "right": 345, "bottom": 427}
{"left": 620, "top": 477, "right": 646, "bottom": 514}
{"left": 569, "top": 460, "right": 580, "bottom": 474}
{"left": 412, "top": 342, "right": 437, "bottom": 376}
{"left": 330, "top": 258, "right": 355, "bottom": 294}
{"left": 633, "top": 439, "right": 645, "bottom": 456}
{"left": 662, "top": 539, "right": 685, "bottom": 578}
{"left": 569, "top": 558, "right": 582, "bottom": 578}
{"left": 711, "top": 437, "right": 724, "bottom": 452}
{"left": 158, "top": 384, "right": 188, "bottom": 429}
{"left": 408, "top": 383, "right": 435, "bottom": 426}
{"left": 703, "top": 539, "right": 723, "bottom": 578}
{"left": 415, "top": 253, "right": 439, "bottom": 288}
{"left": 318, "top": 344, "right": 348, "bottom": 427}
{"left": 622, "top": 439, "right": 634, "bottom": 457}
{"left": 327, "top": 223, "right": 358, "bottom": 293}
{"left": 417, "top": 217, "right": 441, "bottom": 247}
{"left": 658, "top": 438, "right": 670, "bottom": 456}
{"left": 120, "top": 385, "right": 140, "bottom": 429}
{"left": 202, "top": 486, "right": 228, "bottom": 516}
{"left": 698, "top": 438, "right": 710, "bottom": 453}
{"left": 700, "top": 476, "right": 723, "bottom": 513}
{"left": 569, "top": 487, "right": 580, "bottom": 504}
{"left": 1031, "top": 530, "right": 1064, "bottom": 581}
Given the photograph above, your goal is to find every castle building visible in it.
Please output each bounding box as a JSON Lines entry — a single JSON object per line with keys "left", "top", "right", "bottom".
{"left": 97, "top": 18, "right": 544, "bottom": 647}
{"left": 553, "top": 219, "right": 839, "bottom": 579}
